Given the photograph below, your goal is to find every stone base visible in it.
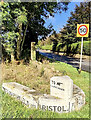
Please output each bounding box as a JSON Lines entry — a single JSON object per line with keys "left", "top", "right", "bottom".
{"left": 2, "top": 82, "right": 85, "bottom": 113}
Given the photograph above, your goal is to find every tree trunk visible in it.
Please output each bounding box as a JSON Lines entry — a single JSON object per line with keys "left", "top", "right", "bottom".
{"left": 21, "top": 22, "right": 28, "bottom": 52}
{"left": 17, "top": 23, "right": 22, "bottom": 60}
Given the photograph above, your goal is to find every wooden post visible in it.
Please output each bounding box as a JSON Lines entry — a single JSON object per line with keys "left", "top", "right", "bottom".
{"left": 11, "top": 54, "right": 14, "bottom": 61}
{"left": 31, "top": 42, "right": 36, "bottom": 60}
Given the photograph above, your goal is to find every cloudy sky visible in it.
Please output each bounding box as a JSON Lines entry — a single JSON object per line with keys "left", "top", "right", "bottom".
{"left": 44, "top": 2, "right": 80, "bottom": 33}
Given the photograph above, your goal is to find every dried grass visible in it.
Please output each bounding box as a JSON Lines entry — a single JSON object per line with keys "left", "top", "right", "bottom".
{"left": 2, "top": 61, "right": 62, "bottom": 94}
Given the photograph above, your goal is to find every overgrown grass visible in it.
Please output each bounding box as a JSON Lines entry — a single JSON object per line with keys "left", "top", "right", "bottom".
{"left": 1, "top": 61, "right": 90, "bottom": 119}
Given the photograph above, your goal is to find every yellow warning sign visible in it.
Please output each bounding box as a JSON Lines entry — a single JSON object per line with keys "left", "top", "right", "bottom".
{"left": 77, "top": 24, "right": 89, "bottom": 37}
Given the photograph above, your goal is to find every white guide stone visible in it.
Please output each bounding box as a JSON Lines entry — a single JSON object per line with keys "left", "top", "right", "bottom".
{"left": 50, "top": 76, "right": 73, "bottom": 100}
{"left": 2, "top": 76, "right": 85, "bottom": 113}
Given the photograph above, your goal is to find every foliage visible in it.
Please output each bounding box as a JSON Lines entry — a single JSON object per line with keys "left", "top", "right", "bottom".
{"left": 38, "top": 2, "right": 90, "bottom": 55}
{"left": 60, "top": 2, "right": 90, "bottom": 55}
{"left": 38, "top": 31, "right": 62, "bottom": 52}
{"left": 37, "top": 44, "right": 53, "bottom": 50}
{"left": 70, "top": 41, "right": 91, "bottom": 56}
{"left": 1, "top": 2, "right": 69, "bottom": 60}
{"left": 56, "top": 41, "right": 90, "bottom": 56}
{"left": 38, "top": 41, "right": 90, "bottom": 56}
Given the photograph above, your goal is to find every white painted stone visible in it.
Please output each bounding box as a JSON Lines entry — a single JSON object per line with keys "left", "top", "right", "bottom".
{"left": 2, "top": 77, "right": 85, "bottom": 113}
{"left": 39, "top": 94, "right": 75, "bottom": 113}
{"left": 2, "top": 82, "right": 37, "bottom": 109}
{"left": 50, "top": 76, "right": 73, "bottom": 100}
{"left": 73, "top": 84, "right": 85, "bottom": 110}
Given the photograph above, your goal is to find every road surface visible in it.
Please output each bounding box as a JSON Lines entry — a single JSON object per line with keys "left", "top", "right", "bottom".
{"left": 38, "top": 50, "right": 91, "bottom": 73}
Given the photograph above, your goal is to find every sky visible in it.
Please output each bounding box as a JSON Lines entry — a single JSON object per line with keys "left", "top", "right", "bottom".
{"left": 44, "top": 2, "right": 81, "bottom": 33}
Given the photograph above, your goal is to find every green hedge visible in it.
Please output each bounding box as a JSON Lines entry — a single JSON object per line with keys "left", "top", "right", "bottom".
{"left": 56, "top": 41, "right": 90, "bottom": 55}
{"left": 38, "top": 41, "right": 90, "bottom": 56}
{"left": 56, "top": 41, "right": 91, "bottom": 56}
{"left": 70, "top": 41, "right": 91, "bottom": 55}
{"left": 41, "top": 44, "right": 53, "bottom": 50}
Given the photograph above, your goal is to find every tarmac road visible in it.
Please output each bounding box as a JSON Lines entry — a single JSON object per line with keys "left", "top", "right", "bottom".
{"left": 38, "top": 50, "right": 91, "bottom": 73}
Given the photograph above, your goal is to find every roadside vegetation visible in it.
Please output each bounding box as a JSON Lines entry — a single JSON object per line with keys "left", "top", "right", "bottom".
{"left": 1, "top": 2, "right": 68, "bottom": 62}
{"left": 37, "top": 2, "right": 90, "bottom": 56}
{"left": 1, "top": 60, "right": 90, "bottom": 119}
{"left": 37, "top": 41, "right": 90, "bottom": 56}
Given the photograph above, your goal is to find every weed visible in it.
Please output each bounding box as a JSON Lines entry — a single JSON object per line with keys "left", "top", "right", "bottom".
{"left": 40, "top": 67, "right": 44, "bottom": 77}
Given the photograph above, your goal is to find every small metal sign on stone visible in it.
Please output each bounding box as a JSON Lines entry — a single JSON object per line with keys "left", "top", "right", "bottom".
{"left": 77, "top": 24, "right": 89, "bottom": 37}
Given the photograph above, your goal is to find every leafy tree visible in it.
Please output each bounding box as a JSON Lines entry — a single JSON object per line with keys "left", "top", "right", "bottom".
{"left": 60, "top": 2, "right": 90, "bottom": 55}
{"left": 1, "top": 2, "right": 69, "bottom": 61}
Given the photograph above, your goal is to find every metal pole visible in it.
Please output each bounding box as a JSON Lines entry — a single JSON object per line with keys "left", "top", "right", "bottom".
{"left": 79, "top": 37, "right": 83, "bottom": 72}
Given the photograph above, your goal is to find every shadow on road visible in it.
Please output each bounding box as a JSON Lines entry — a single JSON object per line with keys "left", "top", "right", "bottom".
{"left": 38, "top": 50, "right": 90, "bottom": 73}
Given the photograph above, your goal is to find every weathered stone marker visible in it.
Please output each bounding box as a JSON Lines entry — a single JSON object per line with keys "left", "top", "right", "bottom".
{"left": 2, "top": 82, "right": 38, "bottom": 109}
{"left": 2, "top": 76, "right": 85, "bottom": 113}
{"left": 50, "top": 76, "right": 73, "bottom": 100}
{"left": 38, "top": 94, "right": 76, "bottom": 113}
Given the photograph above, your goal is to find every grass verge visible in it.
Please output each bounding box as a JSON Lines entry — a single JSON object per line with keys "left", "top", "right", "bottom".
{"left": 1, "top": 61, "right": 90, "bottom": 119}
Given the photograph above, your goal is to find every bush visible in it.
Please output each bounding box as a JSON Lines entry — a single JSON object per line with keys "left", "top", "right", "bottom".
{"left": 37, "top": 41, "right": 90, "bottom": 56}
{"left": 41, "top": 45, "right": 53, "bottom": 50}
{"left": 71, "top": 41, "right": 90, "bottom": 56}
